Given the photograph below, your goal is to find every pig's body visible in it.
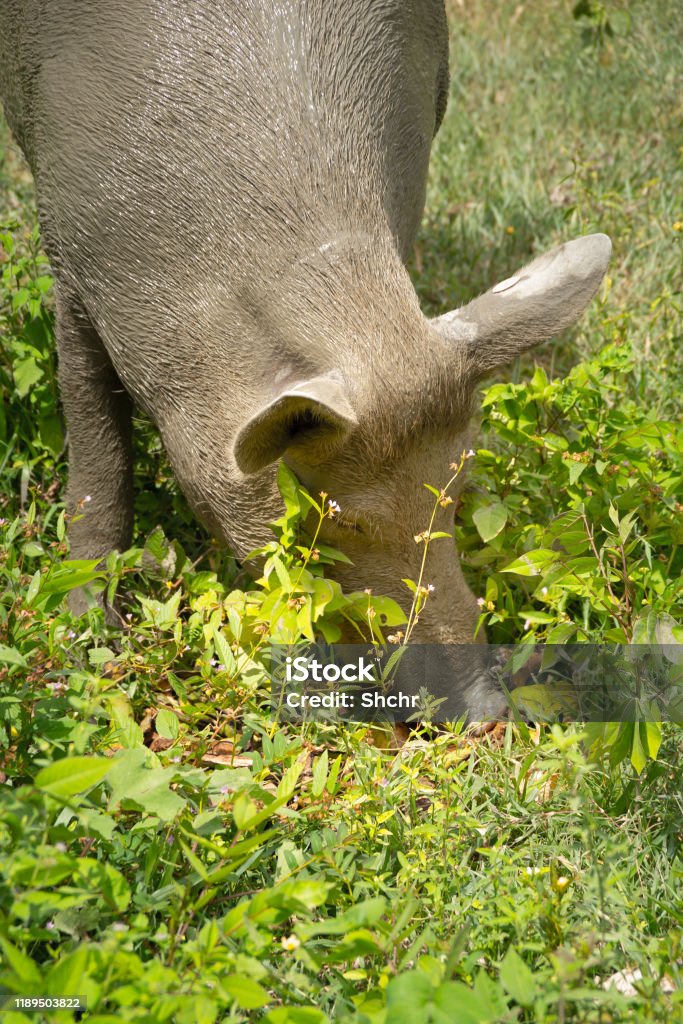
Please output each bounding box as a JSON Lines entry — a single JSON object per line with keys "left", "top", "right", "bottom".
{"left": 1, "top": 1, "right": 611, "bottom": 717}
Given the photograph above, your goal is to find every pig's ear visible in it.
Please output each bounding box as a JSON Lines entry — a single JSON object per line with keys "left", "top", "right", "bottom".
{"left": 431, "top": 234, "right": 611, "bottom": 377}
{"left": 234, "top": 374, "right": 357, "bottom": 475}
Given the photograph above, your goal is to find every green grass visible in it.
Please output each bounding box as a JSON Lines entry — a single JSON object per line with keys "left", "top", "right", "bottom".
{"left": 1, "top": 2, "right": 682, "bottom": 1021}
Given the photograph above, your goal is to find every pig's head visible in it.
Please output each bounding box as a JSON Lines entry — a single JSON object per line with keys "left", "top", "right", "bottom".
{"left": 233, "top": 234, "right": 611, "bottom": 644}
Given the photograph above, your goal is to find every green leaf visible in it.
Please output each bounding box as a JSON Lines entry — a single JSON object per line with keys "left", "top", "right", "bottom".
{"left": 265, "top": 1008, "right": 328, "bottom": 1024}
{"left": 40, "top": 559, "right": 105, "bottom": 595}
{"left": 46, "top": 947, "right": 90, "bottom": 999}
{"left": 107, "top": 749, "right": 186, "bottom": 821}
{"left": 0, "top": 644, "right": 27, "bottom": 667}
{"left": 385, "top": 970, "right": 435, "bottom": 1024}
{"left": 0, "top": 936, "right": 42, "bottom": 987}
{"left": 224, "top": 974, "right": 270, "bottom": 1010}
{"left": 630, "top": 724, "right": 647, "bottom": 774}
{"left": 368, "top": 595, "right": 408, "bottom": 626}
{"left": 501, "top": 550, "right": 558, "bottom": 576}
{"left": 212, "top": 626, "right": 238, "bottom": 674}
{"left": 276, "top": 462, "right": 305, "bottom": 518}
{"left": 546, "top": 622, "right": 578, "bottom": 645}
{"left": 432, "top": 981, "right": 495, "bottom": 1024}
{"left": 76, "top": 859, "right": 131, "bottom": 911}
{"left": 568, "top": 460, "right": 588, "bottom": 484}
{"left": 472, "top": 502, "right": 508, "bottom": 543}
{"left": 311, "top": 749, "right": 329, "bottom": 797}
{"left": 499, "top": 948, "right": 536, "bottom": 1007}
{"left": 156, "top": 708, "right": 180, "bottom": 740}
{"left": 14, "top": 355, "right": 43, "bottom": 396}
{"left": 299, "top": 897, "right": 387, "bottom": 938}
{"left": 138, "top": 590, "right": 181, "bottom": 627}
{"left": 641, "top": 720, "right": 662, "bottom": 762}
{"left": 34, "top": 756, "right": 112, "bottom": 799}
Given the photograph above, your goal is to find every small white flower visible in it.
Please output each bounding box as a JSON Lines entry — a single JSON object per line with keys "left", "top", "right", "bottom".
{"left": 281, "top": 934, "right": 301, "bottom": 951}
{"left": 55, "top": 842, "right": 67, "bottom": 853}
{"left": 111, "top": 922, "right": 128, "bottom": 933}
{"left": 524, "top": 619, "right": 532, "bottom": 631}
{"left": 83, "top": 495, "right": 92, "bottom": 503}
{"left": 541, "top": 587, "right": 548, "bottom": 596}
{"left": 477, "top": 597, "right": 485, "bottom": 608}
{"left": 467, "top": 449, "right": 476, "bottom": 458}
{"left": 427, "top": 584, "right": 435, "bottom": 593}
{"left": 46, "top": 920, "right": 55, "bottom": 931}
{"left": 327, "top": 499, "right": 341, "bottom": 517}
{"left": 67, "top": 630, "right": 76, "bottom": 639}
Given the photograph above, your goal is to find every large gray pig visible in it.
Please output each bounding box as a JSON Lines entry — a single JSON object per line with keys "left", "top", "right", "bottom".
{"left": 1, "top": 0, "right": 610, "bottom": 716}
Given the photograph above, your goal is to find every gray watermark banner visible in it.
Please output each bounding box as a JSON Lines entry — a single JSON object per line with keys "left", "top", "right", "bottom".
{"left": 268, "top": 644, "right": 683, "bottom": 723}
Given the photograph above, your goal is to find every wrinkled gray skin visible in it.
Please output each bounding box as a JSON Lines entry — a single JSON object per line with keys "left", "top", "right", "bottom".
{"left": 1, "top": 0, "right": 611, "bottom": 717}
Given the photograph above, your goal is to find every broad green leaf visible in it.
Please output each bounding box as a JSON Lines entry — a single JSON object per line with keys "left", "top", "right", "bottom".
{"left": 0, "top": 936, "right": 42, "bottom": 986}
{"left": 276, "top": 462, "right": 304, "bottom": 518}
{"left": 432, "top": 981, "right": 496, "bottom": 1024}
{"left": 472, "top": 502, "right": 508, "bottom": 543}
{"left": 501, "top": 550, "right": 558, "bottom": 576}
{"left": 76, "top": 859, "right": 131, "bottom": 911}
{"left": 499, "top": 948, "right": 536, "bottom": 1007}
{"left": 630, "top": 724, "right": 647, "bottom": 774}
{"left": 34, "top": 757, "right": 112, "bottom": 799}
{"left": 224, "top": 974, "right": 270, "bottom": 1010}
{"left": 298, "top": 897, "right": 386, "bottom": 938}
{"left": 14, "top": 354, "right": 43, "bottom": 396}
{"left": 107, "top": 748, "right": 185, "bottom": 820}
{"left": 385, "top": 970, "right": 434, "bottom": 1024}
{"left": 156, "top": 708, "right": 180, "bottom": 740}
{"left": 641, "top": 720, "right": 662, "bottom": 762}
{"left": 46, "top": 947, "right": 89, "bottom": 998}
{"left": 568, "top": 460, "right": 588, "bottom": 484}
{"left": 0, "top": 644, "right": 27, "bottom": 667}
{"left": 546, "top": 622, "right": 577, "bottom": 645}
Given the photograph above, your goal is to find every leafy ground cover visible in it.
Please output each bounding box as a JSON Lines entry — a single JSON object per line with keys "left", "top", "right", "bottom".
{"left": 0, "top": 1, "right": 681, "bottom": 1021}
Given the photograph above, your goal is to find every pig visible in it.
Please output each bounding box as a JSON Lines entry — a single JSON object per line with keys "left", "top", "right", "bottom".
{"left": 0, "top": 0, "right": 610, "bottom": 718}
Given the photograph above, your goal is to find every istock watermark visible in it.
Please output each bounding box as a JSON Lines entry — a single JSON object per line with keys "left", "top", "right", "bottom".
{"left": 282, "top": 653, "right": 421, "bottom": 713}
{"left": 269, "top": 643, "right": 683, "bottom": 723}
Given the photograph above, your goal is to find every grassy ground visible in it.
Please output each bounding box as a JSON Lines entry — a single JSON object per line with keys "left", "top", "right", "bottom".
{"left": 0, "top": 2, "right": 682, "bottom": 1022}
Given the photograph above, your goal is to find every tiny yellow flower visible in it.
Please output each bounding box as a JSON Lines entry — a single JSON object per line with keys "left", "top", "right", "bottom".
{"left": 281, "top": 934, "right": 301, "bottom": 951}
{"left": 506, "top": 225, "right": 515, "bottom": 235}
{"left": 673, "top": 221, "right": 682, "bottom": 231}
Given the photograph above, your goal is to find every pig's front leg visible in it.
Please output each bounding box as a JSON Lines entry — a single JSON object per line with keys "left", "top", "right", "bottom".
{"left": 55, "top": 282, "right": 134, "bottom": 618}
